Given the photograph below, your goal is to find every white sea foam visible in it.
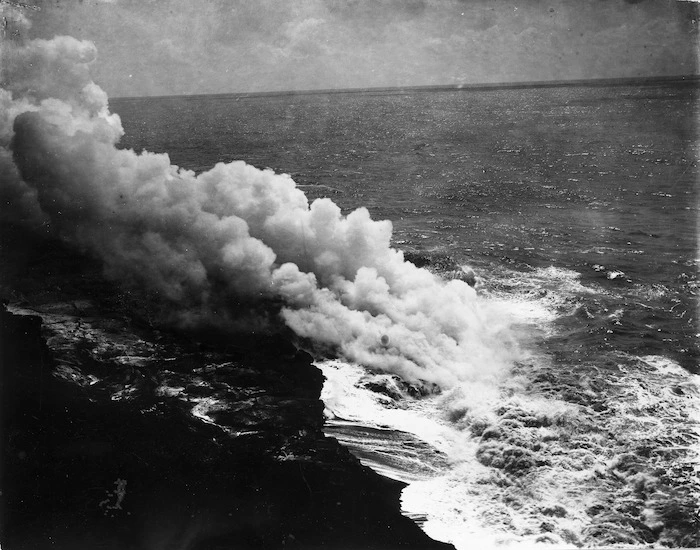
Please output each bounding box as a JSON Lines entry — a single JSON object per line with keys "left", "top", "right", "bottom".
{"left": 478, "top": 265, "right": 598, "bottom": 323}
{"left": 319, "top": 360, "right": 467, "bottom": 457}
{"left": 321, "top": 329, "right": 700, "bottom": 548}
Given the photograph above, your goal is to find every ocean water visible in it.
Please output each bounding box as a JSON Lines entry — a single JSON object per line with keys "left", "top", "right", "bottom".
{"left": 112, "top": 83, "right": 700, "bottom": 548}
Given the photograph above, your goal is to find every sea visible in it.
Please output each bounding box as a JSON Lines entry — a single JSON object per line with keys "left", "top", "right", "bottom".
{"left": 112, "top": 82, "right": 700, "bottom": 549}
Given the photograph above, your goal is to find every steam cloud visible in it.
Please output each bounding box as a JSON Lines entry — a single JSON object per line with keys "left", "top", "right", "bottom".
{"left": 1, "top": 34, "right": 517, "bottom": 388}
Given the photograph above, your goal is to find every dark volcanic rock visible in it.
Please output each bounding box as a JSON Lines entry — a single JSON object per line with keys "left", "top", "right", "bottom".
{"left": 0, "top": 227, "right": 453, "bottom": 550}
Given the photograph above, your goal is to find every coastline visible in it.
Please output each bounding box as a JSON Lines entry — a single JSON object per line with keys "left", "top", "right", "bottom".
{"left": 0, "top": 223, "right": 453, "bottom": 550}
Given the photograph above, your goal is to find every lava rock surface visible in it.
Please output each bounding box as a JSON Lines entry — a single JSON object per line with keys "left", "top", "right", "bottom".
{"left": 0, "top": 224, "right": 453, "bottom": 550}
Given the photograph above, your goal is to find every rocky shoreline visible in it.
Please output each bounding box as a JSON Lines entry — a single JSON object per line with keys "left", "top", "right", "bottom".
{"left": 0, "top": 224, "right": 453, "bottom": 550}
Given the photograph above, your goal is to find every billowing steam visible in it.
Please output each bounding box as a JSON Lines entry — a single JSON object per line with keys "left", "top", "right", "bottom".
{"left": 1, "top": 34, "right": 517, "bottom": 388}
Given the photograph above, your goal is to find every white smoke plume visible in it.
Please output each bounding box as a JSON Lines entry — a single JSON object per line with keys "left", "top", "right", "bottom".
{"left": 1, "top": 34, "right": 518, "bottom": 388}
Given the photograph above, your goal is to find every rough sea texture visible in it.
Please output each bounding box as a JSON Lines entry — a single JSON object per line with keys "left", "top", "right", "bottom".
{"left": 112, "top": 83, "right": 699, "bottom": 548}
{"left": 114, "top": 84, "right": 698, "bottom": 368}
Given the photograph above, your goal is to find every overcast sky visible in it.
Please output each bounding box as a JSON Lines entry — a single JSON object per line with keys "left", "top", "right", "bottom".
{"left": 10, "top": 0, "right": 700, "bottom": 97}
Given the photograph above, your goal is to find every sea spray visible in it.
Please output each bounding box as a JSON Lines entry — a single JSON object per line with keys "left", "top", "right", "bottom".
{"left": 320, "top": 265, "right": 700, "bottom": 548}
{"left": 2, "top": 34, "right": 519, "bottom": 389}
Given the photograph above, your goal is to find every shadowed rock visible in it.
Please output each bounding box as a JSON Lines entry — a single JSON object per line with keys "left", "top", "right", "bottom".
{"left": 0, "top": 224, "right": 454, "bottom": 550}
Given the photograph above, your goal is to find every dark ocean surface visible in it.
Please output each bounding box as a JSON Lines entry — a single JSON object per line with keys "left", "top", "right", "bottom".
{"left": 112, "top": 83, "right": 700, "bottom": 548}
{"left": 113, "top": 84, "right": 699, "bottom": 371}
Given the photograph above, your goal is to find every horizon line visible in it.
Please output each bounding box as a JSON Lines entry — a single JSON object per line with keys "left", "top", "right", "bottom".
{"left": 111, "top": 74, "right": 700, "bottom": 102}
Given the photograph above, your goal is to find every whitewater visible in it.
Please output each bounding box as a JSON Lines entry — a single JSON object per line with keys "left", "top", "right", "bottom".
{"left": 2, "top": 30, "right": 699, "bottom": 549}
